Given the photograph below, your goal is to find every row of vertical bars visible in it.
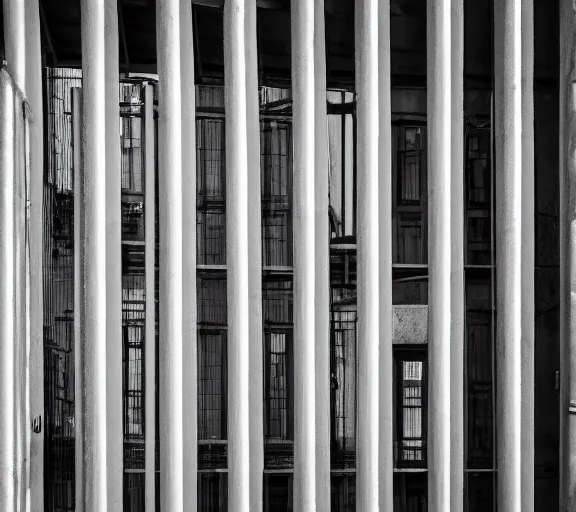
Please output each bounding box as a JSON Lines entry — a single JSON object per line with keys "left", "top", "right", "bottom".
{"left": 0, "top": 0, "right": 546, "bottom": 511}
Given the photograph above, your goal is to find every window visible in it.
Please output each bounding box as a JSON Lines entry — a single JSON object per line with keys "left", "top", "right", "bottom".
{"left": 197, "top": 118, "right": 226, "bottom": 265}
{"left": 466, "top": 133, "right": 491, "bottom": 207}
{"left": 261, "top": 120, "right": 292, "bottom": 267}
{"left": 394, "top": 349, "right": 427, "bottom": 468}
{"left": 198, "top": 473, "right": 228, "bottom": 512}
{"left": 397, "top": 127, "right": 423, "bottom": 206}
{"left": 331, "top": 309, "right": 357, "bottom": 469}
{"left": 265, "top": 332, "right": 293, "bottom": 440}
{"left": 264, "top": 474, "right": 293, "bottom": 512}
{"left": 331, "top": 474, "right": 356, "bottom": 512}
{"left": 123, "top": 325, "right": 144, "bottom": 438}
{"left": 198, "top": 331, "right": 227, "bottom": 440}
{"left": 123, "top": 472, "right": 145, "bottom": 512}
{"left": 394, "top": 125, "right": 427, "bottom": 264}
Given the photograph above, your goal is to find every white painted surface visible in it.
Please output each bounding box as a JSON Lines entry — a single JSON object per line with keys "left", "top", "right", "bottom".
{"left": 427, "top": 0, "right": 452, "bottom": 509}
{"left": 494, "top": 0, "right": 523, "bottom": 510}
{"left": 224, "top": 0, "right": 251, "bottom": 509}
{"left": 355, "top": 0, "right": 380, "bottom": 509}
{"left": 156, "top": 0, "right": 184, "bottom": 509}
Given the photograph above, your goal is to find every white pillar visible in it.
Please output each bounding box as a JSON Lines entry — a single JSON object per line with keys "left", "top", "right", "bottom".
{"left": 105, "top": 1, "right": 123, "bottom": 509}
{"left": 143, "top": 83, "right": 157, "bottom": 512}
{"left": 224, "top": 1, "right": 250, "bottom": 510}
{"left": 156, "top": 0, "right": 184, "bottom": 509}
{"left": 314, "top": 2, "right": 330, "bottom": 511}
{"left": 3, "top": 2, "right": 26, "bottom": 509}
{"left": 355, "top": 0, "right": 379, "bottom": 509}
{"left": 245, "top": 1, "right": 264, "bottom": 510}
{"left": 427, "top": 0, "right": 451, "bottom": 509}
{"left": 0, "top": 69, "right": 16, "bottom": 512}
{"left": 181, "top": 0, "right": 198, "bottom": 509}
{"left": 521, "top": 0, "right": 535, "bottom": 510}
{"left": 72, "top": 86, "right": 85, "bottom": 511}
{"left": 450, "top": 0, "right": 464, "bottom": 510}
{"left": 559, "top": 1, "right": 576, "bottom": 510}
{"left": 378, "top": 0, "right": 393, "bottom": 509}
{"left": 80, "top": 0, "right": 109, "bottom": 505}
{"left": 291, "top": 0, "right": 316, "bottom": 508}
{"left": 3, "top": 0, "right": 25, "bottom": 87}
{"left": 494, "top": 0, "right": 522, "bottom": 510}
{"left": 24, "top": 0, "right": 45, "bottom": 508}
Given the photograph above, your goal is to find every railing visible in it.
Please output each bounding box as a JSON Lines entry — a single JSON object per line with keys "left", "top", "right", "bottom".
{"left": 394, "top": 440, "right": 427, "bottom": 470}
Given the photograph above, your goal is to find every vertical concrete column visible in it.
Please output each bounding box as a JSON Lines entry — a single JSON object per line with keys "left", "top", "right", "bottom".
{"left": 314, "top": 1, "right": 330, "bottom": 510}
{"left": 3, "top": 2, "right": 26, "bottom": 509}
{"left": 156, "top": 0, "right": 184, "bottom": 509}
{"left": 181, "top": 0, "right": 198, "bottom": 509}
{"left": 427, "top": 0, "right": 452, "bottom": 510}
{"left": 143, "top": 82, "right": 157, "bottom": 512}
{"left": 521, "top": 0, "right": 535, "bottom": 510}
{"left": 72, "top": 86, "right": 85, "bottom": 511}
{"left": 494, "top": 0, "right": 522, "bottom": 510}
{"left": 450, "top": 0, "right": 464, "bottom": 510}
{"left": 24, "top": 0, "right": 45, "bottom": 508}
{"left": 104, "top": 1, "right": 123, "bottom": 509}
{"left": 291, "top": 0, "right": 317, "bottom": 509}
{"left": 378, "top": 0, "right": 393, "bottom": 509}
{"left": 559, "top": 1, "right": 576, "bottom": 510}
{"left": 224, "top": 1, "right": 250, "bottom": 510}
{"left": 80, "top": 0, "right": 109, "bottom": 507}
{"left": 355, "top": 0, "right": 379, "bottom": 509}
{"left": 245, "top": 0, "right": 264, "bottom": 510}
{"left": 0, "top": 69, "right": 16, "bottom": 512}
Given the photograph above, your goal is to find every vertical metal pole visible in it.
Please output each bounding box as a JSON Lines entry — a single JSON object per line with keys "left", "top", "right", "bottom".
{"left": 521, "top": 0, "right": 535, "bottom": 510}
{"left": 0, "top": 69, "right": 16, "bottom": 512}
{"left": 355, "top": 0, "right": 379, "bottom": 509}
{"left": 24, "top": 0, "right": 45, "bottom": 507}
{"left": 314, "top": 1, "right": 330, "bottom": 510}
{"left": 72, "top": 86, "right": 85, "bottom": 512}
{"left": 224, "top": 0, "right": 250, "bottom": 510}
{"left": 245, "top": 0, "right": 264, "bottom": 510}
{"left": 80, "top": 0, "right": 109, "bottom": 505}
{"left": 559, "top": 0, "right": 576, "bottom": 510}
{"left": 181, "top": 0, "right": 198, "bottom": 508}
{"left": 144, "top": 83, "right": 157, "bottom": 512}
{"left": 427, "top": 0, "right": 452, "bottom": 509}
{"left": 450, "top": 0, "right": 464, "bottom": 510}
{"left": 494, "top": 0, "right": 522, "bottom": 510}
{"left": 156, "top": 0, "right": 184, "bottom": 509}
{"left": 105, "top": 1, "right": 123, "bottom": 509}
{"left": 378, "top": 0, "right": 394, "bottom": 509}
{"left": 3, "top": 0, "right": 25, "bottom": 87}
{"left": 292, "top": 0, "right": 317, "bottom": 508}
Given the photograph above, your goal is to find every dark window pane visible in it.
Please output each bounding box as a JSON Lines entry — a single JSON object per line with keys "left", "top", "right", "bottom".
{"left": 331, "top": 474, "right": 356, "bottom": 511}
{"left": 466, "top": 473, "right": 495, "bottom": 512}
{"left": 198, "top": 473, "right": 228, "bottom": 511}
{"left": 123, "top": 472, "right": 145, "bottom": 512}
{"left": 264, "top": 474, "right": 293, "bottom": 512}
{"left": 331, "top": 310, "right": 357, "bottom": 469}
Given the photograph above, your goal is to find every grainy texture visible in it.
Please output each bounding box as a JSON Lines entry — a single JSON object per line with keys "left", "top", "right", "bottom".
{"left": 494, "top": 0, "right": 523, "bottom": 510}
{"left": 291, "top": 0, "right": 317, "bottom": 508}
{"left": 156, "top": 0, "right": 184, "bottom": 509}
{"left": 355, "top": 0, "right": 380, "bottom": 508}
{"left": 427, "top": 0, "right": 452, "bottom": 509}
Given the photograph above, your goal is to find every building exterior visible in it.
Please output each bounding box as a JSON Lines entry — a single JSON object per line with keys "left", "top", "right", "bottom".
{"left": 0, "top": 0, "right": 569, "bottom": 511}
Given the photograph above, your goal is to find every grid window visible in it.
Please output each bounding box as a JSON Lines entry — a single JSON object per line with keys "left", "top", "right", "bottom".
{"left": 331, "top": 310, "right": 357, "bottom": 469}
{"left": 265, "top": 332, "right": 293, "bottom": 440}
{"left": 198, "top": 473, "right": 228, "bottom": 511}
{"left": 331, "top": 474, "right": 356, "bottom": 512}
{"left": 197, "top": 118, "right": 226, "bottom": 265}
{"left": 123, "top": 325, "right": 144, "bottom": 438}
{"left": 397, "top": 127, "right": 422, "bottom": 205}
{"left": 121, "top": 116, "right": 143, "bottom": 193}
{"left": 264, "top": 474, "right": 293, "bottom": 512}
{"left": 198, "top": 331, "right": 227, "bottom": 440}
{"left": 261, "top": 120, "right": 292, "bottom": 267}
{"left": 394, "top": 350, "right": 427, "bottom": 468}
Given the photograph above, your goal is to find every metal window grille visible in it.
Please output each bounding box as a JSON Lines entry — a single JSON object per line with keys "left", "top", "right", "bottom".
{"left": 331, "top": 474, "right": 356, "bottom": 512}
{"left": 197, "top": 118, "right": 226, "bottom": 265}
{"left": 261, "top": 120, "right": 292, "bottom": 267}
{"left": 198, "top": 473, "right": 228, "bottom": 511}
